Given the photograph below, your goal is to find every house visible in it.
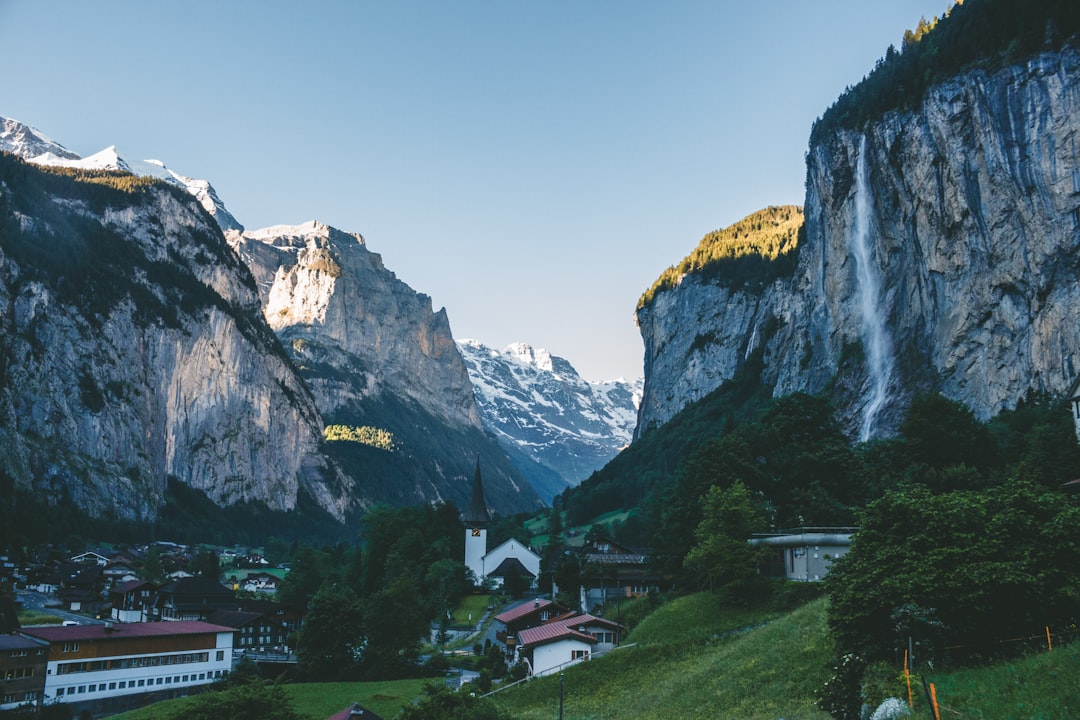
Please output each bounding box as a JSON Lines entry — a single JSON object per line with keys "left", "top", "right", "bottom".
{"left": 750, "top": 527, "right": 856, "bottom": 582}
{"left": 574, "top": 538, "right": 658, "bottom": 613}
{"left": 205, "top": 609, "right": 290, "bottom": 652}
{"left": 102, "top": 562, "right": 139, "bottom": 586}
{"left": 238, "top": 571, "right": 281, "bottom": 594}
{"left": 108, "top": 580, "right": 157, "bottom": 623}
{"left": 151, "top": 577, "right": 236, "bottom": 622}
{"left": 463, "top": 461, "right": 541, "bottom": 589}
{"left": 68, "top": 551, "right": 111, "bottom": 567}
{"left": 0, "top": 634, "right": 48, "bottom": 712}
{"left": 326, "top": 702, "right": 384, "bottom": 720}
{"left": 57, "top": 562, "right": 106, "bottom": 613}
{"left": 513, "top": 611, "right": 624, "bottom": 678}
{"left": 493, "top": 598, "right": 570, "bottom": 654}
{"left": 20, "top": 620, "right": 233, "bottom": 717}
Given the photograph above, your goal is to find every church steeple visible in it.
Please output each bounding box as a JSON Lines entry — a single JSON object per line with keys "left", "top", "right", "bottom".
{"left": 463, "top": 456, "right": 491, "bottom": 527}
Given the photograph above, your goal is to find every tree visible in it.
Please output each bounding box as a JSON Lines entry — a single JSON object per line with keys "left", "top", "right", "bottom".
{"left": 826, "top": 481, "right": 1080, "bottom": 663}
{"left": 296, "top": 586, "right": 364, "bottom": 680}
{"left": 361, "top": 574, "right": 428, "bottom": 679}
{"left": 683, "top": 481, "right": 769, "bottom": 592}
{"left": 191, "top": 547, "right": 220, "bottom": 578}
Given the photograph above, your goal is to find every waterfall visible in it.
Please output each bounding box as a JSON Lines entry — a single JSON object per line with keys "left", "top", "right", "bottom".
{"left": 851, "top": 135, "right": 894, "bottom": 441}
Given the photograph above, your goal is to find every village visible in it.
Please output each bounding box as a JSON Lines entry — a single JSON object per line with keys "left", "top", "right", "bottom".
{"left": 0, "top": 467, "right": 851, "bottom": 718}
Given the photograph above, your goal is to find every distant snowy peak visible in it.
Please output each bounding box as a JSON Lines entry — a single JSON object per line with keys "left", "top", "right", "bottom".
{"left": 0, "top": 115, "right": 242, "bottom": 232}
{"left": 457, "top": 339, "right": 643, "bottom": 489}
{"left": 0, "top": 116, "right": 79, "bottom": 161}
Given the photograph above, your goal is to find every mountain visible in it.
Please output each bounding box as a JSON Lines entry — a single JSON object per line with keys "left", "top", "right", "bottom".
{"left": 228, "top": 223, "right": 541, "bottom": 516}
{"left": 457, "top": 339, "right": 641, "bottom": 502}
{"left": 0, "top": 116, "right": 540, "bottom": 527}
{"left": 637, "top": 38, "right": 1080, "bottom": 440}
{"left": 0, "top": 152, "right": 352, "bottom": 524}
{"left": 0, "top": 116, "right": 242, "bottom": 232}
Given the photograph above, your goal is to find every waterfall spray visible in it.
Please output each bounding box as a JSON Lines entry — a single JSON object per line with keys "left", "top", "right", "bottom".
{"left": 851, "top": 135, "right": 894, "bottom": 441}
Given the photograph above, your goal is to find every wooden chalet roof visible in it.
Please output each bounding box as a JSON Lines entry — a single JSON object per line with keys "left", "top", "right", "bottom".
{"left": 22, "top": 620, "right": 233, "bottom": 643}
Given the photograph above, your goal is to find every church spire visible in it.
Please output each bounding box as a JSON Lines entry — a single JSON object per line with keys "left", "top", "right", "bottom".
{"left": 463, "top": 456, "right": 490, "bottom": 527}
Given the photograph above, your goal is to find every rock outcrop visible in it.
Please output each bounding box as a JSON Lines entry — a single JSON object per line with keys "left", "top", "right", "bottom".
{"left": 637, "top": 48, "right": 1080, "bottom": 437}
{"left": 0, "top": 156, "right": 352, "bottom": 520}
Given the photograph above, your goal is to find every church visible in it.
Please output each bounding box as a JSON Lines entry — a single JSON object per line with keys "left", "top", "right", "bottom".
{"left": 463, "top": 460, "right": 541, "bottom": 588}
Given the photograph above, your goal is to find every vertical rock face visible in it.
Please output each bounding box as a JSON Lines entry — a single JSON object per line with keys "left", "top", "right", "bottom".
{"left": 229, "top": 222, "right": 540, "bottom": 515}
{"left": 0, "top": 160, "right": 352, "bottom": 520}
{"left": 638, "top": 48, "right": 1080, "bottom": 435}
{"left": 230, "top": 221, "right": 481, "bottom": 430}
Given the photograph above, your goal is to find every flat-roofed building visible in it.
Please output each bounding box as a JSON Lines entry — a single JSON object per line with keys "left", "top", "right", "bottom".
{"left": 20, "top": 620, "right": 232, "bottom": 716}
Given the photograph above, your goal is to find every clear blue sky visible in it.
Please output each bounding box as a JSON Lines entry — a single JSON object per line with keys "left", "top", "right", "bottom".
{"left": 1, "top": 0, "right": 950, "bottom": 382}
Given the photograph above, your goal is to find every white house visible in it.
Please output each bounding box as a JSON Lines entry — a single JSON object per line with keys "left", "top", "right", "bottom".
{"left": 517, "top": 622, "right": 596, "bottom": 678}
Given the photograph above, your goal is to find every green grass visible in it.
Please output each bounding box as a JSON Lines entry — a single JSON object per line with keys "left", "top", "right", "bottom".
{"left": 625, "top": 592, "right": 781, "bottom": 646}
{"left": 17, "top": 610, "right": 65, "bottom": 625}
{"left": 112, "top": 679, "right": 427, "bottom": 720}
{"left": 450, "top": 593, "right": 494, "bottom": 626}
{"left": 494, "top": 596, "right": 833, "bottom": 720}
{"left": 867, "top": 641, "right": 1080, "bottom": 720}
{"left": 284, "top": 679, "right": 427, "bottom": 719}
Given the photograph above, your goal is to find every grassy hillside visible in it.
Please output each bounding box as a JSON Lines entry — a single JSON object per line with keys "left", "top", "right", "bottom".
{"left": 493, "top": 596, "right": 833, "bottom": 720}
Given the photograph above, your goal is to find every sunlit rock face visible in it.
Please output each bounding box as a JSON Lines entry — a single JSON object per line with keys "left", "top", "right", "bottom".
{"left": 638, "top": 49, "right": 1080, "bottom": 438}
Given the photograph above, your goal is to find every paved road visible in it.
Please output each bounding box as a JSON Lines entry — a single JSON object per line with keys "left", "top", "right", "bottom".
{"left": 15, "top": 590, "right": 106, "bottom": 625}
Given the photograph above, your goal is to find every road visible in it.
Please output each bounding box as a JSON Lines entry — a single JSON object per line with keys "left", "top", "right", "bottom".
{"left": 15, "top": 589, "right": 106, "bottom": 625}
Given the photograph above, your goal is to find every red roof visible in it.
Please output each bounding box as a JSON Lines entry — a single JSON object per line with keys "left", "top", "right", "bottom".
{"left": 518, "top": 622, "right": 596, "bottom": 649}
{"left": 495, "top": 598, "right": 553, "bottom": 624}
{"left": 21, "top": 621, "right": 233, "bottom": 642}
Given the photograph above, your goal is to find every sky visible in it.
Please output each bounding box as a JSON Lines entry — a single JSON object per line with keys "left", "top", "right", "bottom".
{"left": 0, "top": 0, "right": 952, "bottom": 382}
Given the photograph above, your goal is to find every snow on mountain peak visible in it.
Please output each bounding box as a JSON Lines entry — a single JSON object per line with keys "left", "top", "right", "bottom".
{"left": 457, "top": 338, "right": 643, "bottom": 493}
{"left": 0, "top": 114, "right": 243, "bottom": 233}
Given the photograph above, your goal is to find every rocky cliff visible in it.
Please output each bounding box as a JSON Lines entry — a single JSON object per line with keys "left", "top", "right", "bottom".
{"left": 0, "top": 155, "right": 352, "bottom": 521}
{"left": 229, "top": 222, "right": 540, "bottom": 515}
{"left": 637, "top": 47, "right": 1080, "bottom": 437}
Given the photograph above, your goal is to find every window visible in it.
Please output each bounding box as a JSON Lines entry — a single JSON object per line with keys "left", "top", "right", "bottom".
{"left": 78, "top": 686, "right": 86, "bottom": 694}
{"left": 109, "top": 682, "right": 116, "bottom": 690}
{"left": 62, "top": 642, "right": 79, "bottom": 653}
{"left": 1, "top": 694, "right": 15, "bottom": 704}
{"left": 10, "top": 649, "right": 26, "bottom": 657}
{"left": 57, "top": 688, "right": 66, "bottom": 697}
{"left": 22, "top": 692, "right": 38, "bottom": 701}
{"left": 571, "top": 650, "right": 588, "bottom": 660}
{"left": 119, "top": 681, "right": 126, "bottom": 689}
{"left": 88, "top": 684, "right": 96, "bottom": 692}
{"left": 165, "top": 677, "right": 172, "bottom": 684}
{"left": 216, "top": 651, "right": 224, "bottom": 661}
{"left": 138, "top": 680, "right": 145, "bottom": 687}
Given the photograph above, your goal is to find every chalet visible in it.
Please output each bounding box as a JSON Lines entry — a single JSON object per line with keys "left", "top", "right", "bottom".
{"left": 493, "top": 598, "right": 570, "bottom": 654}
{"left": 239, "top": 571, "right": 281, "bottom": 594}
{"left": 575, "top": 538, "right": 658, "bottom": 613}
{"left": 236, "top": 598, "right": 302, "bottom": 640}
{"left": 205, "top": 608, "right": 290, "bottom": 651}
{"left": 57, "top": 562, "right": 106, "bottom": 613}
{"left": 102, "top": 562, "right": 139, "bottom": 586}
{"left": 20, "top": 620, "right": 233, "bottom": 717}
{"left": 463, "top": 461, "right": 541, "bottom": 589}
{"left": 151, "top": 577, "right": 236, "bottom": 622}
{"left": 109, "top": 580, "right": 157, "bottom": 623}
{"left": 750, "top": 527, "right": 856, "bottom": 582}
{"left": 68, "top": 551, "right": 111, "bottom": 567}
{"left": 0, "top": 634, "right": 48, "bottom": 712}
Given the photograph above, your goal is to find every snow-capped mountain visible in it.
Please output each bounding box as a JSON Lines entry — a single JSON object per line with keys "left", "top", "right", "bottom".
{"left": 458, "top": 339, "right": 642, "bottom": 502}
{"left": 0, "top": 115, "right": 242, "bottom": 232}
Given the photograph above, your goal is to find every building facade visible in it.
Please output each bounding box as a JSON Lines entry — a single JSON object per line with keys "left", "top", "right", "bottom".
{"left": 20, "top": 621, "right": 233, "bottom": 715}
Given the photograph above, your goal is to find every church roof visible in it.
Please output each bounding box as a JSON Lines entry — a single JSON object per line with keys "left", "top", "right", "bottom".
{"left": 489, "top": 557, "right": 537, "bottom": 579}
{"left": 462, "top": 457, "right": 490, "bottom": 526}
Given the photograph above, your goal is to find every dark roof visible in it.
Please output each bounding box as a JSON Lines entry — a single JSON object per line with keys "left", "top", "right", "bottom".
{"left": 0, "top": 634, "right": 45, "bottom": 651}
{"left": 518, "top": 622, "right": 596, "bottom": 649}
{"left": 205, "top": 609, "right": 264, "bottom": 629}
{"left": 326, "top": 702, "right": 384, "bottom": 720}
{"left": 21, "top": 620, "right": 233, "bottom": 642}
{"left": 462, "top": 457, "right": 490, "bottom": 526}
{"left": 489, "top": 557, "right": 536, "bottom": 579}
{"left": 111, "top": 579, "right": 156, "bottom": 595}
